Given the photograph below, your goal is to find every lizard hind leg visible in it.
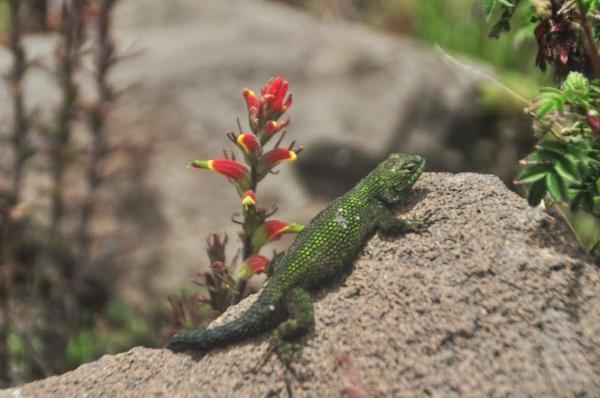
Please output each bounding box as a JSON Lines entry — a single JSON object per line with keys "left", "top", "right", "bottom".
{"left": 270, "top": 287, "right": 315, "bottom": 366}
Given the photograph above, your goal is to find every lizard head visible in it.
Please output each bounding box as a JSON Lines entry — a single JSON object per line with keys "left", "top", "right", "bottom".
{"left": 374, "top": 153, "right": 425, "bottom": 205}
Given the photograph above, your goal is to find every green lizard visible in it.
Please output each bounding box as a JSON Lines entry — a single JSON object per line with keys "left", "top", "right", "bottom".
{"left": 168, "top": 153, "right": 428, "bottom": 356}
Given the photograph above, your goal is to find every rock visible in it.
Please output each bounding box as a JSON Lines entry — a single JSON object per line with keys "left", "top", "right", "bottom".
{"left": 3, "top": 172, "right": 598, "bottom": 397}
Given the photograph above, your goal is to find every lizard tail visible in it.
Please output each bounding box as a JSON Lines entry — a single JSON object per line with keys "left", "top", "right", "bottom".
{"left": 167, "top": 293, "right": 283, "bottom": 351}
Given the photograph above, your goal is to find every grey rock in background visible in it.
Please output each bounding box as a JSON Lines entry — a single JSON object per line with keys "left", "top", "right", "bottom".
{"left": 2, "top": 172, "right": 597, "bottom": 397}
{"left": 0, "top": 0, "right": 532, "bottom": 301}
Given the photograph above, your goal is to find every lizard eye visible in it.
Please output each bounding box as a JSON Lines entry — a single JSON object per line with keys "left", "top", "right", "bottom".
{"left": 383, "top": 159, "right": 397, "bottom": 170}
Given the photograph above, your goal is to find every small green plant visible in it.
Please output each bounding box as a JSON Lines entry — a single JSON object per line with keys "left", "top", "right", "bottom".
{"left": 169, "top": 77, "right": 304, "bottom": 333}
{"left": 516, "top": 72, "right": 600, "bottom": 255}
{"left": 483, "top": 0, "right": 600, "bottom": 262}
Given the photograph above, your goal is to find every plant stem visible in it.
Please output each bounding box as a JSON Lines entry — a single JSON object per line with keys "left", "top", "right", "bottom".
{"left": 575, "top": 0, "right": 600, "bottom": 78}
{"left": 50, "top": 1, "right": 84, "bottom": 237}
{"left": 233, "top": 164, "right": 259, "bottom": 303}
{"left": 78, "top": 0, "right": 117, "bottom": 260}
{"left": 8, "top": 0, "right": 29, "bottom": 206}
{"left": 1, "top": 0, "right": 29, "bottom": 386}
{"left": 0, "top": 202, "right": 13, "bottom": 387}
{"left": 27, "top": 0, "right": 49, "bottom": 32}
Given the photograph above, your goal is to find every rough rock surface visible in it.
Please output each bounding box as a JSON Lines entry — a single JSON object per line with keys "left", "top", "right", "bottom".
{"left": 2, "top": 172, "right": 598, "bottom": 397}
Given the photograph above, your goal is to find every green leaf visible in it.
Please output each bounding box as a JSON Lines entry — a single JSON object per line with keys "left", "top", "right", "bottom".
{"left": 528, "top": 179, "right": 547, "bottom": 206}
{"left": 537, "top": 140, "right": 567, "bottom": 155}
{"left": 583, "top": 193, "right": 595, "bottom": 212}
{"left": 483, "top": 0, "right": 496, "bottom": 19}
{"left": 546, "top": 171, "right": 567, "bottom": 202}
{"left": 536, "top": 101, "right": 557, "bottom": 119}
{"left": 576, "top": 162, "right": 589, "bottom": 179}
{"left": 489, "top": 6, "right": 515, "bottom": 38}
{"left": 554, "top": 158, "right": 581, "bottom": 182}
{"left": 534, "top": 149, "right": 565, "bottom": 163}
{"left": 536, "top": 88, "right": 565, "bottom": 118}
{"left": 570, "top": 192, "right": 585, "bottom": 212}
{"left": 516, "top": 164, "right": 549, "bottom": 183}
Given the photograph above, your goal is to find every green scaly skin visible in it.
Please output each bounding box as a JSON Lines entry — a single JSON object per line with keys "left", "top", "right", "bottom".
{"left": 168, "top": 153, "right": 427, "bottom": 355}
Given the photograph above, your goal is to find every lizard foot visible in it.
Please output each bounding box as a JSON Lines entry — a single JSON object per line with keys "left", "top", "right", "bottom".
{"left": 269, "top": 319, "right": 306, "bottom": 367}
{"left": 406, "top": 209, "right": 446, "bottom": 233}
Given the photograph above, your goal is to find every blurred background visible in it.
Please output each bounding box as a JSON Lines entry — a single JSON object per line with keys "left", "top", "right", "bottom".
{"left": 0, "top": 0, "right": 557, "bottom": 387}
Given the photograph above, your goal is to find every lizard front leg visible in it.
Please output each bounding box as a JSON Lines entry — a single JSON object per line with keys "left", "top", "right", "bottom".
{"left": 376, "top": 207, "right": 433, "bottom": 236}
{"left": 270, "top": 287, "right": 314, "bottom": 364}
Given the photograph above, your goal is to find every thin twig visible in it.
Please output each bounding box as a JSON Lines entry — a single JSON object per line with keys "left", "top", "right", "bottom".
{"left": 434, "top": 44, "right": 532, "bottom": 106}
{"left": 575, "top": 0, "right": 600, "bottom": 78}
{"left": 434, "top": 44, "right": 574, "bottom": 135}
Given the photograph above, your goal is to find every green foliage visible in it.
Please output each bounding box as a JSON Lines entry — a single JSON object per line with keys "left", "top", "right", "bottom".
{"left": 535, "top": 72, "right": 596, "bottom": 117}
{"left": 7, "top": 329, "right": 25, "bottom": 362}
{"left": 584, "top": 0, "right": 600, "bottom": 12}
{"left": 411, "top": 0, "right": 540, "bottom": 76}
{"left": 275, "top": 0, "right": 545, "bottom": 80}
{"left": 486, "top": 0, "right": 520, "bottom": 37}
{"left": 517, "top": 139, "right": 600, "bottom": 207}
{"left": 515, "top": 69, "right": 600, "bottom": 259}
{"left": 66, "top": 299, "right": 153, "bottom": 369}
{"left": 519, "top": 72, "right": 600, "bottom": 210}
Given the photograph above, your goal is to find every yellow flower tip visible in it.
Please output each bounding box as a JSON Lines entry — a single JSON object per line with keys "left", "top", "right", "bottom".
{"left": 287, "top": 223, "right": 304, "bottom": 233}
{"left": 288, "top": 150, "right": 298, "bottom": 162}
{"left": 236, "top": 135, "right": 249, "bottom": 154}
{"left": 190, "top": 160, "right": 210, "bottom": 169}
{"left": 238, "top": 263, "right": 253, "bottom": 281}
{"left": 242, "top": 194, "right": 256, "bottom": 209}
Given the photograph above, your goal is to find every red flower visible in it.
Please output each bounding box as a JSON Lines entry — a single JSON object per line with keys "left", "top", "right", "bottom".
{"left": 264, "top": 220, "right": 303, "bottom": 240}
{"left": 243, "top": 88, "right": 259, "bottom": 112}
{"left": 262, "top": 77, "right": 292, "bottom": 114}
{"left": 250, "top": 220, "right": 304, "bottom": 251}
{"left": 255, "top": 148, "right": 298, "bottom": 181}
{"left": 190, "top": 159, "right": 248, "bottom": 180}
{"left": 242, "top": 77, "right": 293, "bottom": 138}
{"left": 190, "top": 159, "right": 251, "bottom": 195}
{"left": 263, "top": 148, "right": 297, "bottom": 167}
{"left": 238, "top": 254, "right": 270, "bottom": 280}
{"left": 247, "top": 254, "right": 269, "bottom": 274}
{"left": 265, "top": 118, "right": 290, "bottom": 136}
{"left": 236, "top": 133, "right": 261, "bottom": 155}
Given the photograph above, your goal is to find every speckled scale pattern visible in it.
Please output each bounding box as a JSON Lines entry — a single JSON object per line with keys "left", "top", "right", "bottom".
{"left": 168, "top": 153, "right": 424, "bottom": 351}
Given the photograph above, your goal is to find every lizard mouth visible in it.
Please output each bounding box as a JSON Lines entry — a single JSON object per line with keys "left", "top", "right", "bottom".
{"left": 403, "top": 157, "right": 425, "bottom": 189}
